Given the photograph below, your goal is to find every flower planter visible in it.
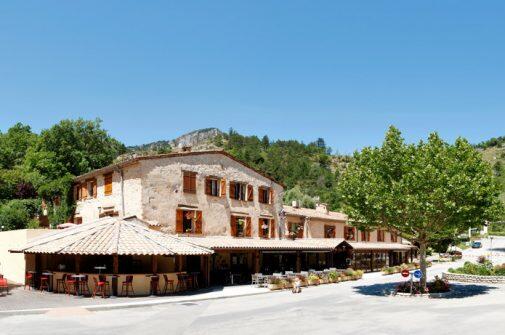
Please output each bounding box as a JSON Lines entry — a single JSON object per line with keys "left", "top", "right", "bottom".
{"left": 308, "top": 280, "right": 320, "bottom": 286}
{"left": 268, "top": 284, "right": 283, "bottom": 291}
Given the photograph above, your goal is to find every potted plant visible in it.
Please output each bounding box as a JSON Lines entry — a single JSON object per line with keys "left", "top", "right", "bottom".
{"left": 267, "top": 277, "right": 284, "bottom": 290}
{"left": 307, "top": 274, "right": 320, "bottom": 286}
{"left": 327, "top": 271, "right": 338, "bottom": 283}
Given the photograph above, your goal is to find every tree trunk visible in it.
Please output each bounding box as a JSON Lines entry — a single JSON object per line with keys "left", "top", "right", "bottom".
{"left": 419, "top": 241, "right": 427, "bottom": 290}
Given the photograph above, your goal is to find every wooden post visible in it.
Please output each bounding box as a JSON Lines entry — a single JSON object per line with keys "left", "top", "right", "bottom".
{"left": 177, "top": 255, "right": 184, "bottom": 272}
{"left": 370, "top": 252, "right": 375, "bottom": 272}
{"left": 112, "top": 254, "right": 119, "bottom": 296}
{"left": 75, "top": 255, "right": 81, "bottom": 273}
{"left": 152, "top": 255, "right": 158, "bottom": 274}
{"left": 254, "top": 251, "right": 260, "bottom": 274}
{"left": 296, "top": 251, "right": 301, "bottom": 272}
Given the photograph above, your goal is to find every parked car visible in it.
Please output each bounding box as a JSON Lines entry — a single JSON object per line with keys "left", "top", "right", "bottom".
{"left": 471, "top": 241, "right": 482, "bottom": 249}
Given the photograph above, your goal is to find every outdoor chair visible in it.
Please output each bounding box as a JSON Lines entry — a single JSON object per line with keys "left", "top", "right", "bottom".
{"left": 39, "top": 275, "right": 49, "bottom": 292}
{"left": 0, "top": 277, "right": 8, "bottom": 295}
{"left": 176, "top": 273, "right": 188, "bottom": 292}
{"left": 56, "top": 274, "right": 67, "bottom": 293}
{"left": 92, "top": 277, "right": 110, "bottom": 298}
{"left": 24, "top": 272, "right": 34, "bottom": 290}
{"left": 65, "top": 275, "right": 77, "bottom": 295}
{"left": 149, "top": 275, "right": 161, "bottom": 295}
{"left": 162, "top": 274, "right": 174, "bottom": 295}
{"left": 79, "top": 275, "right": 91, "bottom": 296}
{"left": 251, "top": 273, "right": 260, "bottom": 285}
{"left": 121, "top": 275, "right": 134, "bottom": 297}
{"left": 272, "top": 272, "right": 282, "bottom": 277}
{"left": 285, "top": 271, "right": 294, "bottom": 276}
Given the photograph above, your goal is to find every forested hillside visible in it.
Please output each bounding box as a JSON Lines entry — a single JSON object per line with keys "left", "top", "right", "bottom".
{"left": 1, "top": 119, "right": 502, "bottom": 231}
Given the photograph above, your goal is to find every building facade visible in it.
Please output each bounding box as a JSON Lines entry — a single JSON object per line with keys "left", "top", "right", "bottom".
{"left": 72, "top": 150, "right": 413, "bottom": 284}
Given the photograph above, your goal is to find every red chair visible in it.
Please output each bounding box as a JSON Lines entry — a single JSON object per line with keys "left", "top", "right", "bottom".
{"left": 24, "top": 272, "right": 34, "bottom": 290}
{"left": 0, "top": 278, "right": 8, "bottom": 295}
{"left": 65, "top": 274, "right": 77, "bottom": 295}
{"left": 39, "top": 275, "right": 49, "bottom": 291}
{"left": 92, "top": 277, "right": 110, "bottom": 298}
{"left": 121, "top": 275, "right": 134, "bottom": 297}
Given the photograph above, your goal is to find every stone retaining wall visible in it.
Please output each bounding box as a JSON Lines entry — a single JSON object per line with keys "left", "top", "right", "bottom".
{"left": 442, "top": 272, "right": 505, "bottom": 284}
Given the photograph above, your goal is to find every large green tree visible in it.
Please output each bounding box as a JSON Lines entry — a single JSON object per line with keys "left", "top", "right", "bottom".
{"left": 339, "top": 127, "right": 503, "bottom": 288}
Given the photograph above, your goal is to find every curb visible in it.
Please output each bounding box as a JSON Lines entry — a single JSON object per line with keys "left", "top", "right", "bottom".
{"left": 0, "top": 289, "right": 278, "bottom": 316}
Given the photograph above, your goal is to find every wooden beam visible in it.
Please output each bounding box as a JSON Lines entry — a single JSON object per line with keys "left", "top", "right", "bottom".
{"left": 296, "top": 251, "right": 301, "bottom": 272}
{"left": 152, "top": 255, "right": 158, "bottom": 274}
{"left": 75, "top": 255, "right": 81, "bottom": 273}
{"left": 112, "top": 254, "right": 119, "bottom": 296}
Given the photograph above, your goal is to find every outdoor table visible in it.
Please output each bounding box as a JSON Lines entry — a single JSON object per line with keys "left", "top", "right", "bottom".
{"left": 145, "top": 274, "right": 160, "bottom": 296}
{"left": 104, "top": 274, "right": 118, "bottom": 298}
{"left": 71, "top": 274, "right": 86, "bottom": 297}
{"left": 41, "top": 271, "right": 54, "bottom": 292}
{"left": 94, "top": 266, "right": 106, "bottom": 275}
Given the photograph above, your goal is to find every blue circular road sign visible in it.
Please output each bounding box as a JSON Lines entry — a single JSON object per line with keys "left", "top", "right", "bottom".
{"left": 413, "top": 269, "right": 422, "bottom": 279}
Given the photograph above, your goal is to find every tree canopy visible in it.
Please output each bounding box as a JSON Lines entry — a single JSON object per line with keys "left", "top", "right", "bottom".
{"left": 339, "top": 126, "right": 503, "bottom": 286}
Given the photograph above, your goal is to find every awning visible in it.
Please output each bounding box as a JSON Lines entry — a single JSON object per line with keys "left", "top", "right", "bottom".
{"left": 9, "top": 216, "right": 213, "bottom": 256}
{"left": 350, "top": 242, "right": 415, "bottom": 251}
{"left": 177, "top": 236, "right": 352, "bottom": 251}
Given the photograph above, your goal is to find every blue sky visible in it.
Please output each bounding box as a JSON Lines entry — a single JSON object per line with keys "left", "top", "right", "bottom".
{"left": 1, "top": 1, "right": 504, "bottom": 153}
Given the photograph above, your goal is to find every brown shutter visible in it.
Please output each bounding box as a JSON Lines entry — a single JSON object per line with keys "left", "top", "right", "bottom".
{"left": 229, "top": 182, "right": 236, "bottom": 199}
{"left": 81, "top": 183, "right": 88, "bottom": 198}
{"left": 104, "top": 173, "right": 113, "bottom": 196}
{"left": 195, "top": 211, "right": 203, "bottom": 234}
{"left": 245, "top": 217, "right": 252, "bottom": 237}
{"left": 247, "top": 185, "right": 253, "bottom": 202}
{"left": 270, "top": 219, "right": 276, "bottom": 238}
{"left": 258, "top": 220, "right": 263, "bottom": 238}
{"left": 176, "top": 210, "right": 183, "bottom": 233}
{"left": 220, "top": 179, "right": 226, "bottom": 197}
{"left": 205, "top": 178, "right": 212, "bottom": 195}
{"left": 92, "top": 179, "right": 97, "bottom": 198}
{"left": 230, "top": 216, "right": 237, "bottom": 237}
{"left": 268, "top": 189, "right": 274, "bottom": 204}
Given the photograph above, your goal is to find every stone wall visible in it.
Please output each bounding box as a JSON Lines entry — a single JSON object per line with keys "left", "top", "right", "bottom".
{"left": 140, "top": 153, "right": 284, "bottom": 236}
{"left": 442, "top": 272, "right": 505, "bottom": 284}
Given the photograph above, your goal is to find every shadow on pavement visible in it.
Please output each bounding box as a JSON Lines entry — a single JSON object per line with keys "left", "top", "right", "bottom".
{"left": 353, "top": 282, "right": 497, "bottom": 299}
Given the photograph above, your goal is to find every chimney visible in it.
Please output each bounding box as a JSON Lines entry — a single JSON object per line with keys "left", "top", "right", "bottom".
{"left": 315, "top": 203, "right": 328, "bottom": 214}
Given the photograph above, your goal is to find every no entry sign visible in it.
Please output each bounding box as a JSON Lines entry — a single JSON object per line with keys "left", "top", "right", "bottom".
{"left": 401, "top": 269, "right": 410, "bottom": 278}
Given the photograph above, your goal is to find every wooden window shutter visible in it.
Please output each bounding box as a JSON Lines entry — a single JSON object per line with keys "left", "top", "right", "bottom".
{"left": 230, "top": 216, "right": 237, "bottom": 236}
{"left": 176, "top": 210, "right": 184, "bottom": 233}
{"left": 104, "top": 173, "right": 113, "bottom": 196}
{"left": 247, "top": 185, "right": 253, "bottom": 202}
{"left": 92, "top": 179, "right": 97, "bottom": 198}
{"left": 220, "top": 179, "right": 226, "bottom": 197}
{"left": 258, "top": 220, "right": 264, "bottom": 238}
{"left": 205, "top": 178, "right": 212, "bottom": 195}
{"left": 268, "top": 189, "right": 274, "bottom": 204}
{"left": 270, "top": 219, "right": 276, "bottom": 238}
{"left": 229, "top": 182, "right": 236, "bottom": 199}
{"left": 297, "top": 224, "right": 304, "bottom": 238}
{"left": 81, "top": 183, "right": 88, "bottom": 198}
{"left": 245, "top": 217, "right": 252, "bottom": 237}
{"left": 195, "top": 211, "right": 203, "bottom": 234}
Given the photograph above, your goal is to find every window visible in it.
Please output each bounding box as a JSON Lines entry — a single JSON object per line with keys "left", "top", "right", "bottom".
{"left": 229, "top": 182, "right": 248, "bottom": 201}
{"left": 324, "top": 225, "right": 336, "bottom": 238}
{"left": 87, "top": 179, "right": 97, "bottom": 198}
{"left": 361, "top": 231, "right": 370, "bottom": 242}
{"left": 258, "top": 218, "right": 270, "bottom": 238}
{"left": 183, "top": 171, "right": 197, "bottom": 193}
{"left": 104, "top": 173, "right": 113, "bottom": 196}
{"left": 74, "top": 184, "right": 82, "bottom": 201}
{"left": 230, "top": 216, "right": 251, "bottom": 237}
{"left": 391, "top": 231, "right": 398, "bottom": 243}
{"left": 289, "top": 222, "right": 304, "bottom": 238}
{"left": 258, "top": 187, "right": 271, "bottom": 204}
{"left": 205, "top": 177, "right": 221, "bottom": 196}
{"left": 176, "top": 209, "right": 202, "bottom": 234}
{"left": 344, "top": 226, "right": 356, "bottom": 240}
{"left": 377, "top": 229, "right": 385, "bottom": 242}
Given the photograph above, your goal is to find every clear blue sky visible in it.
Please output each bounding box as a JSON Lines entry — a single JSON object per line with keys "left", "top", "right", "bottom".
{"left": 1, "top": 1, "right": 504, "bottom": 153}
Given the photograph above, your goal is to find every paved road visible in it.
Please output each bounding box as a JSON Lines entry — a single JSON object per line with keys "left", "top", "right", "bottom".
{"left": 1, "top": 239, "right": 504, "bottom": 335}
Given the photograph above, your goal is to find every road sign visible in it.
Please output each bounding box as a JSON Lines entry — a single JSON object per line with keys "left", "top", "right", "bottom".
{"left": 401, "top": 269, "right": 410, "bottom": 277}
{"left": 413, "top": 269, "right": 422, "bottom": 279}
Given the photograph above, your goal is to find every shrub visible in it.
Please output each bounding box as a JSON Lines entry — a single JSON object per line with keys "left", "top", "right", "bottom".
{"left": 344, "top": 268, "right": 355, "bottom": 276}
{"left": 268, "top": 277, "right": 283, "bottom": 285}
{"left": 427, "top": 276, "right": 450, "bottom": 293}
